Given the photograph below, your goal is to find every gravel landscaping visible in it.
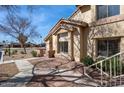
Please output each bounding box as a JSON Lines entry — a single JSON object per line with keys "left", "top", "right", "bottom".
{"left": 26, "top": 75, "right": 83, "bottom": 87}
{"left": 3, "top": 48, "right": 39, "bottom": 61}
{"left": 29, "top": 58, "right": 81, "bottom": 69}
{"left": 26, "top": 58, "right": 85, "bottom": 87}
{"left": 0, "top": 63, "right": 19, "bottom": 82}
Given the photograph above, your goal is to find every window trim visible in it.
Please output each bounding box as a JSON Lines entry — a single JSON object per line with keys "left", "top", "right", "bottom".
{"left": 96, "top": 5, "right": 120, "bottom": 20}
{"left": 58, "top": 41, "right": 68, "bottom": 54}
{"left": 96, "top": 38, "right": 120, "bottom": 57}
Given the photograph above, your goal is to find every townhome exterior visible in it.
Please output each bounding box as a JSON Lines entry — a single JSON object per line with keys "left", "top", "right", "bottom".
{"left": 44, "top": 5, "right": 124, "bottom": 62}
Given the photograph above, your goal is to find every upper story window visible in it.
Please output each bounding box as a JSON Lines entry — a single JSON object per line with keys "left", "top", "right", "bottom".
{"left": 97, "top": 5, "right": 120, "bottom": 20}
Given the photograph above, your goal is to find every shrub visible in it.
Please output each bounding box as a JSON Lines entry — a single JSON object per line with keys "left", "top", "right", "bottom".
{"left": 20, "top": 51, "right": 25, "bottom": 54}
{"left": 81, "top": 56, "right": 94, "bottom": 66}
{"left": 4, "top": 48, "right": 11, "bottom": 55}
{"left": 15, "top": 50, "right": 18, "bottom": 53}
{"left": 31, "top": 50, "right": 37, "bottom": 57}
{"left": 12, "top": 50, "right": 18, "bottom": 55}
{"left": 5, "top": 48, "right": 9, "bottom": 55}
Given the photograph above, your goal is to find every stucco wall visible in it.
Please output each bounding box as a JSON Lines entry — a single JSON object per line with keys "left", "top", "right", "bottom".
{"left": 45, "top": 5, "right": 124, "bottom": 61}
{"left": 70, "top": 5, "right": 124, "bottom": 23}
{"left": 45, "top": 40, "right": 50, "bottom": 55}
{"left": 52, "top": 35, "right": 57, "bottom": 55}
{"left": 52, "top": 28, "right": 81, "bottom": 62}
{"left": 70, "top": 6, "right": 93, "bottom": 23}
{"left": 73, "top": 28, "right": 81, "bottom": 61}
{"left": 53, "top": 29, "right": 71, "bottom": 60}
{"left": 87, "top": 20, "right": 124, "bottom": 59}
{"left": 70, "top": 5, "right": 124, "bottom": 59}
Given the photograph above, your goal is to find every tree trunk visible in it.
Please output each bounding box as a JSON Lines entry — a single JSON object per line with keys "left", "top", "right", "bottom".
{"left": 20, "top": 42, "right": 27, "bottom": 54}
{"left": 23, "top": 45, "right": 27, "bottom": 54}
{"left": 20, "top": 43, "right": 23, "bottom": 48}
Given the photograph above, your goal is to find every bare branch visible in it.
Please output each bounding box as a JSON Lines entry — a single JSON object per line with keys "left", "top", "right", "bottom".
{"left": 0, "top": 7, "right": 39, "bottom": 53}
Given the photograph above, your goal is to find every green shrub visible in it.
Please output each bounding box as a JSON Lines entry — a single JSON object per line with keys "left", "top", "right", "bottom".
{"left": 81, "top": 56, "right": 94, "bottom": 66}
{"left": 31, "top": 50, "right": 37, "bottom": 57}
{"left": 5, "top": 49, "right": 9, "bottom": 55}
{"left": 5, "top": 48, "right": 11, "bottom": 55}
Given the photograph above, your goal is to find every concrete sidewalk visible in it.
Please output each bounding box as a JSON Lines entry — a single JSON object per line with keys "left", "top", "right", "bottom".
{"left": 0, "top": 60, "right": 33, "bottom": 87}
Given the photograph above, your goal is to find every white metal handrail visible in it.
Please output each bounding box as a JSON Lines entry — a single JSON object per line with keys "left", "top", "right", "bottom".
{"left": 89, "top": 52, "right": 124, "bottom": 68}
{"left": 85, "top": 51, "right": 124, "bottom": 87}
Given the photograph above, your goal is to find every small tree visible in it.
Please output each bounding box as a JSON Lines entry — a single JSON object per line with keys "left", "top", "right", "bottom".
{"left": 0, "top": 12, "right": 39, "bottom": 54}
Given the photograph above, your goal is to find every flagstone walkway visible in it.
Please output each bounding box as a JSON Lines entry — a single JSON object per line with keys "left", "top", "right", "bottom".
{"left": 0, "top": 57, "right": 99, "bottom": 87}
{"left": 0, "top": 59, "right": 33, "bottom": 87}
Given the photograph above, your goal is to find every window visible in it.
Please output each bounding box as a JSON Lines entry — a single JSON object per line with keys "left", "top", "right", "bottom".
{"left": 59, "top": 32, "right": 68, "bottom": 37}
{"left": 97, "top": 5, "right": 120, "bottom": 20}
{"left": 59, "top": 41, "right": 68, "bottom": 53}
{"left": 97, "top": 39, "right": 120, "bottom": 57}
{"left": 58, "top": 32, "right": 68, "bottom": 53}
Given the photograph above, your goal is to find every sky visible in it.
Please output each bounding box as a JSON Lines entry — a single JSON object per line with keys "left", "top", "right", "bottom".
{"left": 0, "top": 5, "right": 76, "bottom": 44}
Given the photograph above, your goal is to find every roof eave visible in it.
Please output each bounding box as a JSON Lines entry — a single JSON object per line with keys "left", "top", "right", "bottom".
{"left": 44, "top": 19, "right": 88, "bottom": 41}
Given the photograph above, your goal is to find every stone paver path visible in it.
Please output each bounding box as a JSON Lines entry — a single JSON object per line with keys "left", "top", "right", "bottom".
{"left": 0, "top": 57, "right": 99, "bottom": 87}
{"left": 34, "top": 68, "right": 99, "bottom": 87}
{"left": 0, "top": 60, "right": 33, "bottom": 87}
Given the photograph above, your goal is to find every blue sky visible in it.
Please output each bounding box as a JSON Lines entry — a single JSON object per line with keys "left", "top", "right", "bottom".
{"left": 0, "top": 5, "right": 76, "bottom": 44}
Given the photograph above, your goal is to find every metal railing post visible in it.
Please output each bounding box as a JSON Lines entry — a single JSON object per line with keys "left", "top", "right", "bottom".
{"left": 119, "top": 55, "right": 122, "bottom": 85}
{"left": 114, "top": 56, "right": 117, "bottom": 86}
{"left": 86, "top": 52, "right": 124, "bottom": 87}
{"left": 109, "top": 59, "right": 112, "bottom": 86}
{"left": 100, "top": 62, "right": 103, "bottom": 86}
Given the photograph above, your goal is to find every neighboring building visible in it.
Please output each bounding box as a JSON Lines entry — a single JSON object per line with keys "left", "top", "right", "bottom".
{"left": 44, "top": 5, "right": 124, "bottom": 62}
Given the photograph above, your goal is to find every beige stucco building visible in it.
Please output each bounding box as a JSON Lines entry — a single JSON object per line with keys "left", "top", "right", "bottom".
{"left": 44, "top": 5, "right": 124, "bottom": 62}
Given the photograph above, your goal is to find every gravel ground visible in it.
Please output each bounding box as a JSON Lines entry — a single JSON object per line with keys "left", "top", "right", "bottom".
{"left": 26, "top": 75, "right": 83, "bottom": 87}
{"left": 3, "top": 48, "right": 38, "bottom": 61}
{"left": 27, "top": 58, "right": 85, "bottom": 87}
{"left": 0, "top": 63, "right": 19, "bottom": 82}
{"left": 29, "top": 58, "right": 82, "bottom": 69}
{"left": 4, "top": 54, "right": 33, "bottom": 61}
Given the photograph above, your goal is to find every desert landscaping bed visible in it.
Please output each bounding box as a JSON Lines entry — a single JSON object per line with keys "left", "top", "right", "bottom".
{"left": 26, "top": 75, "right": 83, "bottom": 87}
{"left": 27, "top": 58, "right": 84, "bottom": 87}
{"left": 4, "top": 54, "right": 33, "bottom": 61}
{"left": 0, "top": 63, "right": 19, "bottom": 82}
{"left": 29, "top": 58, "right": 81, "bottom": 69}
{"left": 3, "top": 48, "right": 38, "bottom": 61}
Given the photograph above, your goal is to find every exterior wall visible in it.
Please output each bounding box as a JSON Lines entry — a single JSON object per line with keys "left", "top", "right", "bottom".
{"left": 68, "top": 31, "right": 74, "bottom": 60}
{"left": 73, "top": 28, "right": 81, "bottom": 61}
{"left": 69, "top": 5, "right": 95, "bottom": 61}
{"left": 87, "top": 20, "right": 124, "bottom": 59}
{"left": 45, "top": 5, "right": 124, "bottom": 62}
{"left": 70, "top": 5, "right": 124, "bottom": 60}
{"left": 70, "top": 5, "right": 124, "bottom": 23}
{"left": 54, "top": 29, "right": 71, "bottom": 60}
{"left": 45, "top": 40, "right": 50, "bottom": 55}
{"left": 120, "top": 5, "right": 124, "bottom": 14}
{"left": 80, "top": 27, "right": 89, "bottom": 59}
{"left": 70, "top": 6, "right": 93, "bottom": 23}
{"left": 52, "top": 35, "right": 58, "bottom": 55}
{"left": 45, "top": 36, "right": 53, "bottom": 55}
{"left": 53, "top": 28, "right": 82, "bottom": 62}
